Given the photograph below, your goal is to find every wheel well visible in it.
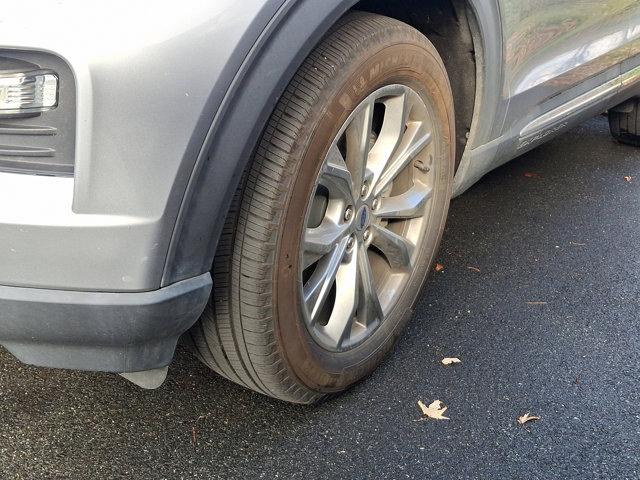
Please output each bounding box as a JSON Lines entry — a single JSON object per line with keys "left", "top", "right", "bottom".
{"left": 353, "top": 0, "right": 477, "bottom": 167}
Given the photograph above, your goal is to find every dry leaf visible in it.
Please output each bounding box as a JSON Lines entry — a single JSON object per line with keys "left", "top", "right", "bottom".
{"left": 624, "top": 175, "right": 633, "bottom": 182}
{"left": 467, "top": 266, "right": 481, "bottom": 273}
{"left": 441, "top": 357, "right": 462, "bottom": 366}
{"left": 435, "top": 263, "right": 445, "bottom": 272}
{"left": 418, "top": 400, "right": 450, "bottom": 420}
{"left": 517, "top": 413, "right": 540, "bottom": 425}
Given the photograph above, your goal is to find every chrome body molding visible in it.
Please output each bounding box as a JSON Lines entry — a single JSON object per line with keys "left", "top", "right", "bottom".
{"left": 520, "top": 80, "right": 620, "bottom": 140}
{"left": 621, "top": 65, "right": 640, "bottom": 89}
{"left": 520, "top": 66, "right": 640, "bottom": 140}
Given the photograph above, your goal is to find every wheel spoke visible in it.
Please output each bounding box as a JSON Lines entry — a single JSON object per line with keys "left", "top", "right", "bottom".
{"left": 374, "top": 183, "right": 433, "bottom": 219}
{"left": 357, "top": 245, "right": 383, "bottom": 326}
{"left": 374, "top": 122, "right": 432, "bottom": 196}
{"left": 320, "top": 144, "right": 354, "bottom": 202}
{"left": 304, "top": 237, "right": 350, "bottom": 322}
{"left": 370, "top": 224, "right": 415, "bottom": 270}
{"left": 323, "top": 244, "right": 359, "bottom": 349}
{"left": 364, "top": 92, "right": 409, "bottom": 196}
{"left": 303, "top": 219, "right": 349, "bottom": 268}
{"left": 345, "top": 98, "right": 374, "bottom": 197}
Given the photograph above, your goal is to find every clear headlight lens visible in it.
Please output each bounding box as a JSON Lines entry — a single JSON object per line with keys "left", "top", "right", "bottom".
{"left": 0, "top": 71, "right": 58, "bottom": 115}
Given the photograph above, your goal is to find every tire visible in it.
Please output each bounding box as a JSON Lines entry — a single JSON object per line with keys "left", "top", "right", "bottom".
{"left": 189, "top": 11, "right": 455, "bottom": 404}
{"left": 609, "top": 99, "right": 640, "bottom": 146}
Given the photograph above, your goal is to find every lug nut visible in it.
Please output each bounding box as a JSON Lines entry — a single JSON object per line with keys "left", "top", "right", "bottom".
{"left": 344, "top": 206, "right": 354, "bottom": 222}
{"left": 363, "top": 228, "right": 371, "bottom": 242}
{"left": 346, "top": 235, "right": 356, "bottom": 251}
{"left": 360, "top": 183, "right": 369, "bottom": 198}
{"left": 414, "top": 158, "right": 431, "bottom": 173}
{"left": 372, "top": 198, "right": 381, "bottom": 211}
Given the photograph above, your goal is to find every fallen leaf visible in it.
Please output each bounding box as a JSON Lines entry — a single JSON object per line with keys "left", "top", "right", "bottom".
{"left": 624, "top": 175, "right": 633, "bottom": 182}
{"left": 467, "top": 266, "right": 481, "bottom": 273}
{"left": 517, "top": 413, "right": 540, "bottom": 425}
{"left": 418, "top": 400, "right": 450, "bottom": 420}
{"left": 441, "top": 357, "right": 462, "bottom": 366}
{"left": 435, "top": 263, "right": 445, "bottom": 272}
{"left": 526, "top": 301, "right": 547, "bottom": 305}
{"left": 524, "top": 172, "right": 541, "bottom": 178}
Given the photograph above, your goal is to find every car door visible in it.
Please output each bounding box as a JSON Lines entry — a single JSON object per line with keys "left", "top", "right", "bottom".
{"left": 497, "top": 0, "right": 638, "bottom": 156}
{"left": 622, "top": 4, "right": 640, "bottom": 91}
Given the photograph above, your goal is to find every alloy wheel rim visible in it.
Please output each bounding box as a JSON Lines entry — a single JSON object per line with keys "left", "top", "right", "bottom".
{"left": 299, "top": 84, "right": 437, "bottom": 352}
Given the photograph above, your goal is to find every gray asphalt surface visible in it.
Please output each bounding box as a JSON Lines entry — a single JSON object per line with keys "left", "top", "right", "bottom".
{"left": 2, "top": 116, "right": 640, "bottom": 480}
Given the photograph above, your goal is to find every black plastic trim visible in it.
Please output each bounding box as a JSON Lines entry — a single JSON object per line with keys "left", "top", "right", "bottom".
{"left": 0, "top": 274, "right": 212, "bottom": 373}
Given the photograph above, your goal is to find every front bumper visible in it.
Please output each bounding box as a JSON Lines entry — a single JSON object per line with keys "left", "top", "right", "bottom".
{"left": 0, "top": 1, "right": 279, "bottom": 292}
{"left": 0, "top": 274, "right": 211, "bottom": 373}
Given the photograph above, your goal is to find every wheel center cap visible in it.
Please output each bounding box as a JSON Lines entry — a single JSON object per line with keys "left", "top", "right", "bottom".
{"left": 356, "top": 205, "right": 370, "bottom": 231}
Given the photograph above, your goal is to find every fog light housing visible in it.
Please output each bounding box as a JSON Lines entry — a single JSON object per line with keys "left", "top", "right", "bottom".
{"left": 0, "top": 70, "right": 58, "bottom": 116}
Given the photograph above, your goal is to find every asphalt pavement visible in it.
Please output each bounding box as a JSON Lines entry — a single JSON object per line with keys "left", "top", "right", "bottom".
{"left": 1, "top": 115, "right": 640, "bottom": 479}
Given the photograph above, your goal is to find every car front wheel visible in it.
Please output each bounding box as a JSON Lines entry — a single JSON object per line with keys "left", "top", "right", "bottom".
{"left": 190, "top": 11, "right": 455, "bottom": 403}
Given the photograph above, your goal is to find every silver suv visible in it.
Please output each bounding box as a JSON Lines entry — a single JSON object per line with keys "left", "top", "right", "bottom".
{"left": 1, "top": 1, "right": 638, "bottom": 402}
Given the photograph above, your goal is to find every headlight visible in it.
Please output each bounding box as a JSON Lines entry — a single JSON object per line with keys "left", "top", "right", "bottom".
{"left": 0, "top": 70, "right": 58, "bottom": 116}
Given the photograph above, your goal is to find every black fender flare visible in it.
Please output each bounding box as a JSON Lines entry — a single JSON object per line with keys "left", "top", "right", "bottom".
{"left": 161, "top": 0, "right": 503, "bottom": 286}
